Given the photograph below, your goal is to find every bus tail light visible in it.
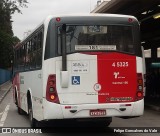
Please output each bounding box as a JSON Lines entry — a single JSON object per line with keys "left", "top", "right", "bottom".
{"left": 56, "top": 17, "right": 61, "bottom": 22}
{"left": 46, "top": 74, "right": 60, "bottom": 103}
{"left": 135, "top": 73, "right": 144, "bottom": 101}
{"left": 128, "top": 18, "right": 133, "bottom": 23}
{"left": 136, "top": 91, "right": 143, "bottom": 97}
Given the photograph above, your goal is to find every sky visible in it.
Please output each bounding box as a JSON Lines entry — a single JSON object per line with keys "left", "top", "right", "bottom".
{"left": 12, "top": 0, "right": 99, "bottom": 40}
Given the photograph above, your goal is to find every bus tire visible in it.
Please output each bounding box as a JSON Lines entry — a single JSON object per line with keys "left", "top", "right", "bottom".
{"left": 18, "top": 107, "right": 24, "bottom": 115}
{"left": 16, "top": 93, "right": 24, "bottom": 115}
{"left": 106, "top": 117, "right": 112, "bottom": 127}
{"left": 28, "top": 98, "right": 37, "bottom": 128}
{"left": 106, "top": 121, "right": 111, "bottom": 127}
{"left": 15, "top": 91, "right": 18, "bottom": 105}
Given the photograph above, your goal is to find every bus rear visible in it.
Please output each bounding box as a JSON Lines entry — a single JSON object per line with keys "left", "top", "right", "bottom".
{"left": 43, "top": 14, "right": 144, "bottom": 125}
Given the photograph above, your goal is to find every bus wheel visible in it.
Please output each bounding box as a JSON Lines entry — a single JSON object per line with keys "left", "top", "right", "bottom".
{"left": 28, "top": 100, "right": 37, "bottom": 127}
{"left": 106, "top": 117, "right": 112, "bottom": 127}
{"left": 16, "top": 96, "right": 24, "bottom": 115}
{"left": 15, "top": 91, "right": 18, "bottom": 105}
{"left": 18, "top": 107, "right": 24, "bottom": 115}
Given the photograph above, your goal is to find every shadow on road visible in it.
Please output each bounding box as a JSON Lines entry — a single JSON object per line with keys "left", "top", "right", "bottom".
{"left": 35, "top": 120, "right": 124, "bottom": 135}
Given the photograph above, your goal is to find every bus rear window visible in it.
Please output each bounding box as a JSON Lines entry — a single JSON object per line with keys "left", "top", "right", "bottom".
{"left": 57, "top": 25, "right": 135, "bottom": 54}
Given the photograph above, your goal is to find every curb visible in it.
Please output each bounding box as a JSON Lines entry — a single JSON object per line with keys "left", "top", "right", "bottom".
{"left": 0, "top": 85, "right": 12, "bottom": 104}
{"left": 145, "top": 104, "right": 160, "bottom": 112}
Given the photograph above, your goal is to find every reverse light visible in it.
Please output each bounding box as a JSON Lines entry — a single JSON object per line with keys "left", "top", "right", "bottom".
{"left": 138, "top": 85, "right": 143, "bottom": 90}
{"left": 49, "top": 87, "right": 54, "bottom": 92}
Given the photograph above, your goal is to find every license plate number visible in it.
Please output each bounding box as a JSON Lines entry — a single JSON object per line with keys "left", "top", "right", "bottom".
{"left": 90, "top": 110, "right": 106, "bottom": 116}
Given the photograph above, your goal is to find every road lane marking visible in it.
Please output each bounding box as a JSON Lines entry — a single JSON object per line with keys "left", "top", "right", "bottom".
{"left": 0, "top": 104, "right": 10, "bottom": 127}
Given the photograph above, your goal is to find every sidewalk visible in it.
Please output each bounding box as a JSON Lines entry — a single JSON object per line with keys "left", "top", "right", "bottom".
{"left": 0, "top": 81, "right": 12, "bottom": 103}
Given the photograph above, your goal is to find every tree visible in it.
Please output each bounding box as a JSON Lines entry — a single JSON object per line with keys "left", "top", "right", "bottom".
{"left": 0, "top": 0, "right": 28, "bottom": 69}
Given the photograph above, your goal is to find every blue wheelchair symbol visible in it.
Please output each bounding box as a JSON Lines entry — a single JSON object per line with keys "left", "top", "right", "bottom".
{"left": 72, "top": 76, "right": 80, "bottom": 85}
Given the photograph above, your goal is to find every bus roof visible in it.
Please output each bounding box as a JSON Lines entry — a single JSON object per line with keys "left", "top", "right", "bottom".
{"left": 20, "top": 13, "right": 138, "bottom": 43}
{"left": 49, "top": 13, "right": 136, "bottom": 19}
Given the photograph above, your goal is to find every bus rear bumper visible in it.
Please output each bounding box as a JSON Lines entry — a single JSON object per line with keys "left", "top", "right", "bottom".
{"left": 43, "top": 99, "right": 144, "bottom": 120}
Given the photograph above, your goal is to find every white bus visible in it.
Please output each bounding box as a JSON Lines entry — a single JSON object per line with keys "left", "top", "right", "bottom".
{"left": 13, "top": 14, "right": 145, "bottom": 127}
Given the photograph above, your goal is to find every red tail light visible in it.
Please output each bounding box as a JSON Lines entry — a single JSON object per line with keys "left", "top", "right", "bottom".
{"left": 128, "top": 18, "right": 133, "bottom": 23}
{"left": 137, "top": 91, "right": 143, "bottom": 97}
{"left": 46, "top": 74, "right": 59, "bottom": 103}
{"left": 56, "top": 17, "right": 61, "bottom": 22}
{"left": 135, "top": 73, "right": 144, "bottom": 101}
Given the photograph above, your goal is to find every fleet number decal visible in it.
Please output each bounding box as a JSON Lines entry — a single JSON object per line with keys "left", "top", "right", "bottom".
{"left": 112, "top": 62, "right": 129, "bottom": 67}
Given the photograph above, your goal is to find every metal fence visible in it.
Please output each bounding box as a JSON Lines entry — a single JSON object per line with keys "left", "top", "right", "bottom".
{"left": 0, "top": 68, "right": 11, "bottom": 85}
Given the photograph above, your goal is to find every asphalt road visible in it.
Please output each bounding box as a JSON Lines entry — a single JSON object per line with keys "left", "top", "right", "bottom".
{"left": 0, "top": 89, "right": 160, "bottom": 136}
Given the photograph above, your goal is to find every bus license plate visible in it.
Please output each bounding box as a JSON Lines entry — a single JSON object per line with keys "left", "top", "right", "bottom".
{"left": 90, "top": 110, "right": 106, "bottom": 116}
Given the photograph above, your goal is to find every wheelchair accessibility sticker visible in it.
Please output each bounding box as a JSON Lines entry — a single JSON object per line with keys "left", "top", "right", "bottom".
{"left": 72, "top": 76, "right": 80, "bottom": 85}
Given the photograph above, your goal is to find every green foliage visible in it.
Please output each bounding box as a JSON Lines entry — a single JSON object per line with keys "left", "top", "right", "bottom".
{"left": 0, "top": 0, "right": 27, "bottom": 69}
{"left": 0, "top": 31, "right": 13, "bottom": 68}
{"left": 1, "top": 0, "right": 28, "bottom": 14}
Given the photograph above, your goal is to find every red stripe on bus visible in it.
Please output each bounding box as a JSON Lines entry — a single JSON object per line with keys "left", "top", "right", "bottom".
{"left": 97, "top": 53, "right": 137, "bottom": 103}
{"left": 13, "top": 73, "right": 21, "bottom": 107}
